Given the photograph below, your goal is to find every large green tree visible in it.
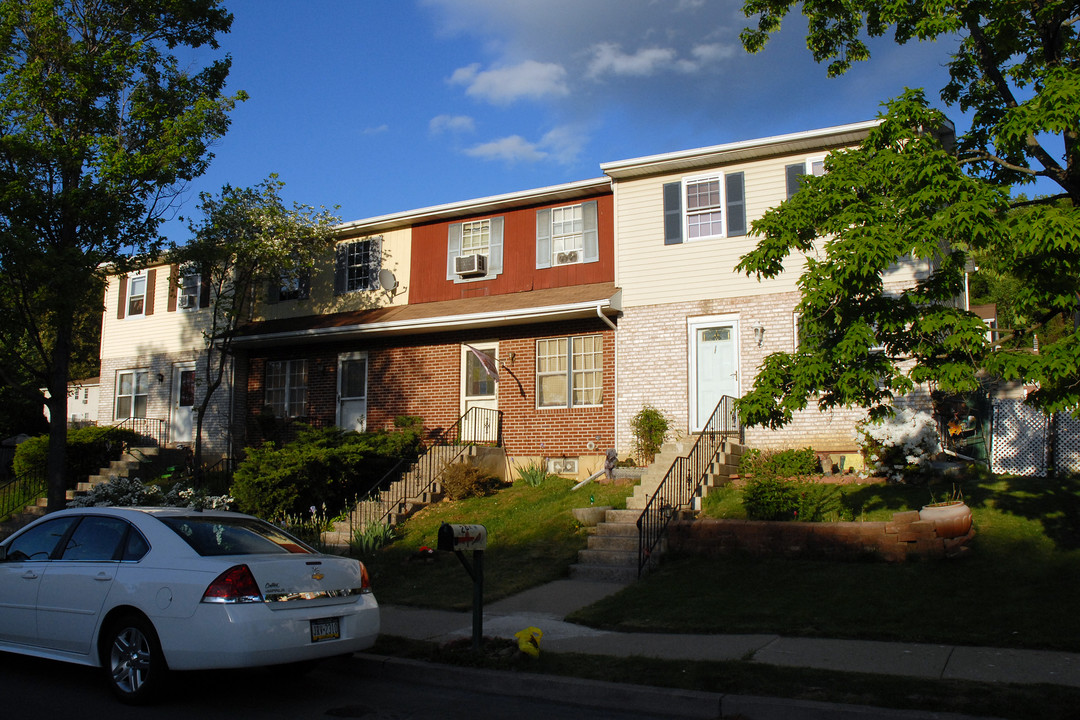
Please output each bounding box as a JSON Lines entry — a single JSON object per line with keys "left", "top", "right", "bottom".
{"left": 0, "top": 0, "right": 243, "bottom": 510}
{"left": 168, "top": 177, "right": 339, "bottom": 477}
{"left": 735, "top": 1, "right": 1080, "bottom": 428}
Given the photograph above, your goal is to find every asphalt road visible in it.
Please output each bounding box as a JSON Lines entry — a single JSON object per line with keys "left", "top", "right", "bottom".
{"left": 0, "top": 651, "right": 676, "bottom": 720}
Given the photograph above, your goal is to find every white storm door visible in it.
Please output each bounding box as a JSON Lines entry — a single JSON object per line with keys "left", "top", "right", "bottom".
{"left": 690, "top": 318, "right": 739, "bottom": 431}
{"left": 461, "top": 343, "right": 498, "bottom": 443}
{"left": 337, "top": 352, "right": 368, "bottom": 432}
{"left": 170, "top": 363, "right": 196, "bottom": 444}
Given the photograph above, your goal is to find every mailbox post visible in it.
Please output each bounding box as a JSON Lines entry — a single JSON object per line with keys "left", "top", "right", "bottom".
{"left": 437, "top": 522, "right": 487, "bottom": 650}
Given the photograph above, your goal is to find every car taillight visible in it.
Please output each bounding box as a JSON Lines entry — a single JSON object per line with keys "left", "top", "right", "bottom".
{"left": 202, "top": 564, "right": 264, "bottom": 603}
{"left": 359, "top": 562, "right": 372, "bottom": 593}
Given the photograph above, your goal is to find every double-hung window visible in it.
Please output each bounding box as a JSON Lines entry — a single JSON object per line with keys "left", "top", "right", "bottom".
{"left": 447, "top": 218, "right": 504, "bottom": 280}
{"left": 536, "top": 335, "right": 603, "bottom": 408}
{"left": 334, "top": 237, "right": 381, "bottom": 294}
{"left": 127, "top": 276, "right": 147, "bottom": 317}
{"left": 265, "top": 360, "right": 308, "bottom": 418}
{"left": 115, "top": 370, "right": 149, "bottom": 419}
{"left": 663, "top": 173, "right": 745, "bottom": 244}
{"left": 178, "top": 273, "right": 200, "bottom": 310}
{"left": 536, "top": 201, "right": 599, "bottom": 268}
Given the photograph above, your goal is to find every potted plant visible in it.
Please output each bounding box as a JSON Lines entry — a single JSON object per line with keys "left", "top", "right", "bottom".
{"left": 918, "top": 485, "right": 972, "bottom": 539}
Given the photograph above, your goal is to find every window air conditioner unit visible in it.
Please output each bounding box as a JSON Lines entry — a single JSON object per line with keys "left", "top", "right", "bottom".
{"left": 178, "top": 295, "right": 195, "bottom": 309}
{"left": 455, "top": 253, "right": 487, "bottom": 276}
{"left": 555, "top": 250, "right": 579, "bottom": 265}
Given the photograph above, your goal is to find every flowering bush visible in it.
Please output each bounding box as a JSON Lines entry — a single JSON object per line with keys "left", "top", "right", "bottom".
{"left": 69, "top": 475, "right": 234, "bottom": 510}
{"left": 858, "top": 408, "right": 942, "bottom": 483}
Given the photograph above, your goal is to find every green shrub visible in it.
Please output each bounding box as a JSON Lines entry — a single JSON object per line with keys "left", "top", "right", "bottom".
{"left": 515, "top": 461, "right": 550, "bottom": 487}
{"left": 630, "top": 405, "right": 669, "bottom": 465}
{"left": 13, "top": 425, "right": 141, "bottom": 484}
{"left": 795, "top": 481, "right": 844, "bottom": 522}
{"left": 739, "top": 447, "right": 820, "bottom": 478}
{"left": 742, "top": 475, "right": 800, "bottom": 521}
{"left": 440, "top": 462, "right": 504, "bottom": 500}
{"left": 230, "top": 421, "right": 423, "bottom": 520}
{"left": 351, "top": 521, "right": 395, "bottom": 557}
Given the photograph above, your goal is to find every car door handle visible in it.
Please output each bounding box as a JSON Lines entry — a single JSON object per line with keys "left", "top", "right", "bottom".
{"left": 21, "top": 570, "right": 38, "bottom": 580}
{"left": 95, "top": 572, "right": 114, "bottom": 581}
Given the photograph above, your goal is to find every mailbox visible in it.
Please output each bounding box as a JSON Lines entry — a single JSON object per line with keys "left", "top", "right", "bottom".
{"left": 438, "top": 522, "right": 487, "bottom": 552}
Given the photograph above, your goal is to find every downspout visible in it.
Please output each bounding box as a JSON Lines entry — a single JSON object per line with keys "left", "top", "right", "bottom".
{"left": 597, "top": 303, "right": 618, "bottom": 463}
{"left": 596, "top": 304, "right": 617, "bottom": 332}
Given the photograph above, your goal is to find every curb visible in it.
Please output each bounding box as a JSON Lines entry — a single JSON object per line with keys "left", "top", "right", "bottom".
{"left": 351, "top": 654, "right": 1003, "bottom": 720}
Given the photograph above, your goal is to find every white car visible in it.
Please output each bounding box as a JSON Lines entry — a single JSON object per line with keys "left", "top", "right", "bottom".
{"left": 0, "top": 506, "right": 380, "bottom": 703}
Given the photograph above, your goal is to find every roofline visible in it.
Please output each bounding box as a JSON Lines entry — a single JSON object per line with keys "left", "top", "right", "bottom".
{"left": 599, "top": 119, "right": 884, "bottom": 179}
{"left": 335, "top": 176, "right": 611, "bottom": 236}
{"left": 234, "top": 293, "right": 622, "bottom": 347}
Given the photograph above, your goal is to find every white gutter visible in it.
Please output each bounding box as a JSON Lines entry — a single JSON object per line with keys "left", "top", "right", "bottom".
{"left": 235, "top": 296, "right": 619, "bottom": 346}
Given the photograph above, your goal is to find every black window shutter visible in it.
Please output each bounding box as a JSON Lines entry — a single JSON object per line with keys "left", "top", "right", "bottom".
{"left": 725, "top": 172, "right": 746, "bottom": 237}
{"left": 334, "top": 244, "right": 347, "bottom": 295}
{"left": 785, "top": 163, "right": 805, "bottom": 199}
{"left": 663, "top": 182, "right": 682, "bottom": 245}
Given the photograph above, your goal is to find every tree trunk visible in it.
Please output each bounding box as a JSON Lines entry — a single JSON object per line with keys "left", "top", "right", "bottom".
{"left": 45, "top": 333, "right": 72, "bottom": 512}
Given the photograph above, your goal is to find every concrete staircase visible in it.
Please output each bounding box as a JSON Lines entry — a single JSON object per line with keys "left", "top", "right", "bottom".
{"left": 569, "top": 438, "right": 743, "bottom": 582}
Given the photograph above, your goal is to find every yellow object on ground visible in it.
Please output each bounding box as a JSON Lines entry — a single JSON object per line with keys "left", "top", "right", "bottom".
{"left": 514, "top": 626, "right": 543, "bottom": 657}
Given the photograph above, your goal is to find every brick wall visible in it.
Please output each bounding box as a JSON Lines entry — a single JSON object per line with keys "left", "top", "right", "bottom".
{"left": 239, "top": 318, "right": 616, "bottom": 462}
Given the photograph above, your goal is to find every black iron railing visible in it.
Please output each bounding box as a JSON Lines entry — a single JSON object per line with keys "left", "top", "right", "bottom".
{"left": 637, "top": 396, "right": 740, "bottom": 576}
{"left": 115, "top": 417, "right": 168, "bottom": 448}
{"left": 349, "top": 407, "right": 504, "bottom": 534}
{"left": 0, "top": 466, "right": 46, "bottom": 524}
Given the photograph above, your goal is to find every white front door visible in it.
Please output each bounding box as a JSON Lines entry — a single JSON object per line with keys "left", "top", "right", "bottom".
{"left": 689, "top": 318, "right": 739, "bottom": 431}
{"left": 461, "top": 343, "right": 498, "bottom": 442}
{"left": 170, "top": 363, "right": 196, "bottom": 445}
{"left": 337, "top": 352, "right": 368, "bottom": 432}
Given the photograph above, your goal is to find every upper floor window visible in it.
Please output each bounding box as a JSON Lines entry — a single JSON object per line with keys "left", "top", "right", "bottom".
{"left": 334, "top": 237, "right": 382, "bottom": 294}
{"left": 536, "top": 335, "right": 603, "bottom": 408}
{"left": 663, "top": 173, "right": 745, "bottom": 245}
{"left": 536, "top": 201, "right": 599, "bottom": 268}
{"left": 178, "top": 273, "right": 200, "bottom": 310}
{"left": 127, "top": 275, "right": 147, "bottom": 316}
{"left": 448, "top": 218, "right": 503, "bottom": 281}
{"left": 265, "top": 359, "right": 307, "bottom": 418}
{"left": 786, "top": 157, "right": 826, "bottom": 199}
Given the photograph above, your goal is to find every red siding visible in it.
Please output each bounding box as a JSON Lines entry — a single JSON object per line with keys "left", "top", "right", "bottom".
{"left": 409, "top": 192, "right": 614, "bottom": 304}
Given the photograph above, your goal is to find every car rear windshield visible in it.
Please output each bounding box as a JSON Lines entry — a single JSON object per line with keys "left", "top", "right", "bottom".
{"left": 160, "top": 516, "right": 315, "bottom": 556}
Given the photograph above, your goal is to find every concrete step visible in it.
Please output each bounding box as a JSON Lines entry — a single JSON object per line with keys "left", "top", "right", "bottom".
{"left": 576, "top": 547, "right": 637, "bottom": 566}
{"left": 587, "top": 534, "right": 637, "bottom": 552}
{"left": 568, "top": 563, "right": 638, "bottom": 583}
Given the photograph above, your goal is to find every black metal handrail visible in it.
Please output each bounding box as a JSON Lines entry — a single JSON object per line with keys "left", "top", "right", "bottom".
{"left": 349, "top": 407, "right": 504, "bottom": 533}
{"left": 0, "top": 466, "right": 46, "bottom": 524}
{"left": 637, "top": 396, "right": 740, "bottom": 576}
{"left": 114, "top": 417, "right": 168, "bottom": 448}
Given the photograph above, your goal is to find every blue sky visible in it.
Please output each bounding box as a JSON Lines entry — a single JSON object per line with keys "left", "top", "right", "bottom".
{"left": 162, "top": 0, "right": 961, "bottom": 243}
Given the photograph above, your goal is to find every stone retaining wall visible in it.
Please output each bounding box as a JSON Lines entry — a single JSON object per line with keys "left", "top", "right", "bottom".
{"left": 668, "top": 511, "right": 973, "bottom": 562}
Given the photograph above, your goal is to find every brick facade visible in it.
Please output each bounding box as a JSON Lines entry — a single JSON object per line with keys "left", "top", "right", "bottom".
{"left": 239, "top": 318, "right": 616, "bottom": 469}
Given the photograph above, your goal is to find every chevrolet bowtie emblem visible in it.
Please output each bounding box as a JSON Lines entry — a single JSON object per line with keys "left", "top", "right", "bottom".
{"left": 311, "top": 570, "right": 324, "bottom": 581}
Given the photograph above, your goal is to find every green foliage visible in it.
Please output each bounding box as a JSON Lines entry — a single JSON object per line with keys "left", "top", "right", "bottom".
{"left": 13, "top": 425, "right": 140, "bottom": 483}
{"left": 735, "top": 3, "right": 1080, "bottom": 422}
{"left": 741, "top": 475, "right": 800, "bottom": 521}
{"left": 738, "top": 447, "right": 820, "bottom": 478}
{"left": 515, "top": 461, "right": 551, "bottom": 487}
{"left": 230, "top": 422, "right": 422, "bottom": 520}
{"left": 630, "top": 405, "right": 669, "bottom": 465}
{"left": 440, "top": 463, "right": 505, "bottom": 501}
{"left": 350, "top": 522, "right": 395, "bottom": 558}
{"left": 796, "top": 482, "right": 844, "bottom": 522}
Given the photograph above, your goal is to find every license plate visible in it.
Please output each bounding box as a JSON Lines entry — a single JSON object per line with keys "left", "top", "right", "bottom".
{"left": 310, "top": 617, "right": 340, "bottom": 642}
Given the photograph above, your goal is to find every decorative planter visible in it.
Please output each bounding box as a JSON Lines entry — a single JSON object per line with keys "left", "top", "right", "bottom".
{"left": 572, "top": 506, "right": 612, "bottom": 526}
{"left": 919, "top": 501, "right": 973, "bottom": 539}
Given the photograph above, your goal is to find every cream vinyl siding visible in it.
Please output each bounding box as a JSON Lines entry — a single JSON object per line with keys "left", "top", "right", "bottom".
{"left": 99, "top": 267, "right": 211, "bottom": 359}
{"left": 257, "top": 226, "right": 412, "bottom": 321}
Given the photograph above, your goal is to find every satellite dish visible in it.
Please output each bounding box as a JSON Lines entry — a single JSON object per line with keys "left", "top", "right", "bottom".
{"left": 378, "top": 269, "right": 398, "bottom": 292}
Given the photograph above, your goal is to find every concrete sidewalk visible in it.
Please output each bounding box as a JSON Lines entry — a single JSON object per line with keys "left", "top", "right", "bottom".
{"left": 362, "top": 577, "right": 1079, "bottom": 719}
{"left": 377, "top": 577, "right": 1080, "bottom": 689}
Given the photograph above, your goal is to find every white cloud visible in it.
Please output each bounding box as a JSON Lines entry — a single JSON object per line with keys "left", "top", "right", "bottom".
{"left": 449, "top": 60, "right": 568, "bottom": 105}
{"left": 690, "top": 42, "right": 736, "bottom": 64}
{"left": 464, "top": 135, "right": 546, "bottom": 162}
{"left": 429, "top": 114, "right": 476, "bottom": 134}
{"left": 463, "top": 125, "right": 587, "bottom": 165}
{"left": 362, "top": 124, "right": 389, "bottom": 135}
{"left": 586, "top": 43, "right": 678, "bottom": 78}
